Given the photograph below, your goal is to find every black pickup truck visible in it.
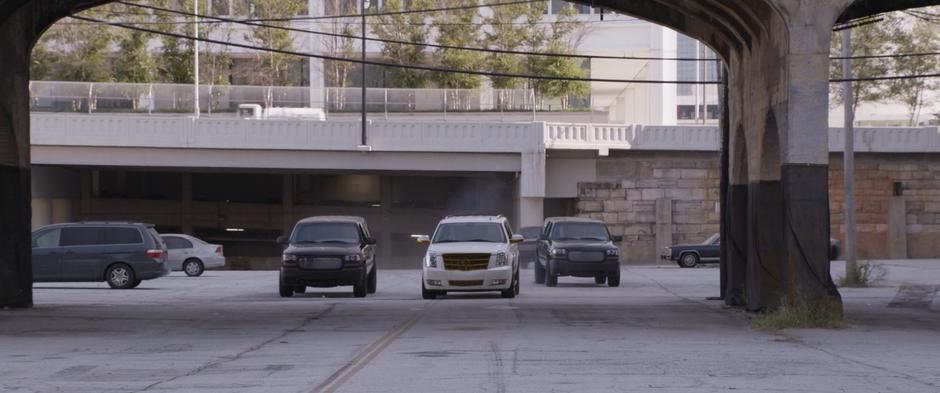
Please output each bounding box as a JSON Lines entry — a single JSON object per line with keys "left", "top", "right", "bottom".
{"left": 536, "top": 217, "right": 623, "bottom": 287}
{"left": 662, "top": 234, "right": 841, "bottom": 268}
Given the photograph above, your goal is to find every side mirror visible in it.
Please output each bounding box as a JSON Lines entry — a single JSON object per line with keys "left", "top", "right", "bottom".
{"left": 413, "top": 234, "right": 430, "bottom": 244}
{"left": 364, "top": 237, "right": 377, "bottom": 245}
{"left": 612, "top": 235, "right": 624, "bottom": 242}
{"left": 510, "top": 234, "right": 524, "bottom": 244}
{"left": 276, "top": 235, "right": 289, "bottom": 245}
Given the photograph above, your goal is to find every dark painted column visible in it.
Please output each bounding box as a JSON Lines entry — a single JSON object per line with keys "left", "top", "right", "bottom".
{"left": 725, "top": 184, "right": 747, "bottom": 307}
{"left": 782, "top": 164, "right": 843, "bottom": 315}
{"left": 0, "top": 9, "right": 34, "bottom": 308}
{"left": 718, "top": 66, "right": 729, "bottom": 300}
{"left": 746, "top": 181, "right": 785, "bottom": 311}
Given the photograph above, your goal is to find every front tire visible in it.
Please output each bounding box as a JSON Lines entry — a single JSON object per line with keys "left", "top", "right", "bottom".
{"left": 353, "top": 269, "right": 368, "bottom": 298}
{"left": 546, "top": 261, "right": 558, "bottom": 287}
{"left": 279, "top": 282, "right": 294, "bottom": 298}
{"left": 422, "top": 282, "right": 437, "bottom": 300}
{"left": 106, "top": 264, "right": 136, "bottom": 289}
{"left": 679, "top": 253, "right": 700, "bottom": 268}
{"left": 608, "top": 269, "right": 621, "bottom": 287}
{"left": 367, "top": 264, "right": 377, "bottom": 294}
{"left": 294, "top": 285, "right": 307, "bottom": 294}
{"left": 501, "top": 271, "right": 519, "bottom": 298}
{"left": 594, "top": 274, "right": 606, "bottom": 285}
{"left": 183, "top": 258, "right": 205, "bottom": 277}
{"left": 534, "top": 260, "right": 546, "bottom": 284}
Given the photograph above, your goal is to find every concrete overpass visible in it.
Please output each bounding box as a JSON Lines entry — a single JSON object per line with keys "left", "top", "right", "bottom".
{"left": 5, "top": 0, "right": 940, "bottom": 313}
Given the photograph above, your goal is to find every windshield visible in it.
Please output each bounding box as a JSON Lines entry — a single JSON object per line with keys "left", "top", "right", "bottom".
{"left": 432, "top": 222, "right": 506, "bottom": 244}
{"left": 702, "top": 233, "right": 720, "bottom": 245}
{"left": 292, "top": 222, "right": 361, "bottom": 244}
{"left": 549, "top": 222, "right": 610, "bottom": 241}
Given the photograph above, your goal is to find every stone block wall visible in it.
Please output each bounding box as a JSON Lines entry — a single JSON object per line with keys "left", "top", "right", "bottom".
{"left": 577, "top": 152, "right": 721, "bottom": 263}
{"left": 578, "top": 151, "right": 940, "bottom": 263}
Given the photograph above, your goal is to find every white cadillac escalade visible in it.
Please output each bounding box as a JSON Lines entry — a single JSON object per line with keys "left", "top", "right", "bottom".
{"left": 416, "top": 215, "right": 523, "bottom": 299}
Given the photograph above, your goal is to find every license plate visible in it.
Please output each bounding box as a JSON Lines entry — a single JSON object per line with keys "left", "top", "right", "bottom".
{"left": 300, "top": 258, "right": 342, "bottom": 270}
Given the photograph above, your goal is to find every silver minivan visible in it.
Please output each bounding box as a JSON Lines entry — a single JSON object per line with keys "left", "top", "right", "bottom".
{"left": 31, "top": 222, "right": 170, "bottom": 289}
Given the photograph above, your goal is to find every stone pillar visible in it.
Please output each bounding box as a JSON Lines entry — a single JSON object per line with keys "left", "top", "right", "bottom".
{"left": 0, "top": 8, "right": 35, "bottom": 308}
{"left": 654, "top": 198, "right": 672, "bottom": 263}
{"left": 887, "top": 197, "right": 907, "bottom": 259}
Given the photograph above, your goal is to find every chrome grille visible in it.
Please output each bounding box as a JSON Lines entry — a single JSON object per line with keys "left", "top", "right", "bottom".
{"left": 299, "top": 257, "right": 343, "bottom": 270}
{"left": 443, "top": 253, "right": 491, "bottom": 271}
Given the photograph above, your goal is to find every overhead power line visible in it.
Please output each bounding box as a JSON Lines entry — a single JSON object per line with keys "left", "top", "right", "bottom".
{"left": 69, "top": 14, "right": 720, "bottom": 85}
{"left": 116, "top": 1, "right": 712, "bottom": 63}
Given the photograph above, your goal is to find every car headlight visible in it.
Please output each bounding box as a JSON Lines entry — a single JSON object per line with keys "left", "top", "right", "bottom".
{"left": 549, "top": 248, "right": 567, "bottom": 257}
{"left": 344, "top": 254, "right": 363, "bottom": 262}
{"left": 425, "top": 253, "right": 439, "bottom": 268}
{"left": 495, "top": 252, "right": 507, "bottom": 267}
{"left": 282, "top": 254, "right": 298, "bottom": 265}
{"left": 606, "top": 248, "right": 620, "bottom": 257}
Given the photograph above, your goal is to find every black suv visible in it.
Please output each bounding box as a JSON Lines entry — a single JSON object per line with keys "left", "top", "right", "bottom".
{"left": 536, "top": 217, "right": 623, "bottom": 287}
{"left": 31, "top": 222, "right": 169, "bottom": 289}
{"left": 277, "top": 216, "right": 377, "bottom": 298}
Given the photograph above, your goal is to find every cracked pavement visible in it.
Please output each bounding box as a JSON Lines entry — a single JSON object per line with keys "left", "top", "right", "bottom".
{"left": 1, "top": 261, "right": 938, "bottom": 392}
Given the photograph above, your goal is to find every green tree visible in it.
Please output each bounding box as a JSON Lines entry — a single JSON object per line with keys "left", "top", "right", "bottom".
{"left": 525, "top": 4, "right": 587, "bottom": 109}
{"left": 321, "top": 0, "right": 359, "bottom": 109}
{"left": 48, "top": 7, "right": 114, "bottom": 82}
{"left": 151, "top": 0, "right": 195, "bottom": 83}
{"left": 431, "top": 0, "right": 484, "bottom": 90}
{"left": 885, "top": 14, "right": 940, "bottom": 126}
{"left": 829, "top": 20, "right": 891, "bottom": 113}
{"left": 372, "top": 0, "right": 432, "bottom": 88}
{"left": 484, "top": 1, "right": 546, "bottom": 109}
{"left": 243, "top": 0, "right": 306, "bottom": 86}
{"left": 30, "top": 37, "right": 56, "bottom": 80}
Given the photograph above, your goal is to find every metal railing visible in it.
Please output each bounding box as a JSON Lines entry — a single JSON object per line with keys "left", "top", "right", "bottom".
{"left": 28, "top": 81, "right": 594, "bottom": 116}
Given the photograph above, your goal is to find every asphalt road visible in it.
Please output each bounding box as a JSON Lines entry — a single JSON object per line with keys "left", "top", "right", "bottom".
{"left": 1, "top": 262, "right": 938, "bottom": 393}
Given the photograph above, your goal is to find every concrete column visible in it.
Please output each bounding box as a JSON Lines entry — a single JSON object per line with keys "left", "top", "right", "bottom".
{"left": 51, "top": 198, "right": 72, "bottom": 223}
{"left": 32, "top": 198, "right": 52, "bottom": 229}
{"left": 379, "top": 175, "right": 393, "bottom": 265}
{"left": 282, "top": 174, "right": 295, "bottom": 235}
{"left": 725, "top": 183, "right": 748, "bottom": 306}
{"left": 518, "top": 197, "right": 544, "bottom": 228}
{"left": 181, "top": 173, "right": 193, "bottom": 234}
{"left": 888, "top": 197, "right": 907, "bottom": 259}
{"left": 655, "top": 198, "right": 672, "bottom": 264}
{"left": 80, "top": 169, "right": 92, "bottom": 218}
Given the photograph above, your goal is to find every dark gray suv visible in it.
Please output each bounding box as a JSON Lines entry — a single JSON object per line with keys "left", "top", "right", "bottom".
{"left": 31, "top": 222, "right": 170, "bottom": 289}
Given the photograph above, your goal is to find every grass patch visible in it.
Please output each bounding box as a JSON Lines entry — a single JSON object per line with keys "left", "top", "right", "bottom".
{"left": 752, "top": 297, "right": 844, "bottom": 330}
{"left": 838, "top": 262, "right": 887, "bottom": 288}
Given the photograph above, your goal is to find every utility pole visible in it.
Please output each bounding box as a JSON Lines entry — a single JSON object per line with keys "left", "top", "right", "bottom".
{"left": 193, "top": 0, "right": 200, "bottom": 118}
{"left": 360, "top": 0, "right": 368, "bottom": 146}
{"left": 842, "top": 29, "right": 858, "bottom": 285}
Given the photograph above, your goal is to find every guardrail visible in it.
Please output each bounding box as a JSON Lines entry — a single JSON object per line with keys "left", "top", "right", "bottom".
{"left": 28, "top": 81, "right": 592, "bottom": 115}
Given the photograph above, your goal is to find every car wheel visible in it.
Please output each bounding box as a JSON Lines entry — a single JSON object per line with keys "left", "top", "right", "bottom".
{"left": 367, "top": 264, "right": 377, "bottom": 294}
{"left": 183, "top": 258, "right": 205, "bottom": 277}
{"left": 501, "top": 271, "right": 519, "bottom": 299}
{"left": 279, "top": 282, "right": 294, "bottom": 298}
{"left": 534, "top": 261, "right": 545, "bottom": 284}
{"left": 546, "top": 261, "right": 558, "bottom": 287}
{"left": 679, "top": 253, "right": 699, "bottom": 268}
{"left": 129, "top": 279, "right": 142, "bottom": 289}
{"left": 594, "top": 274, "right": 606, "bottom": 285}
{"left": 106, "top": 264, "right": 136, "bottom": 289}
{"left": 294, "top": 285, "right": 307, "bottom": 294}
{"left": 608, "top": 269, "right": 621, "bottom": 287}
{"left": 422, "top": 282, "right": 437, "bottom": 300}
{"left": 353, "top": 269, "right": 368, "bottom": 298}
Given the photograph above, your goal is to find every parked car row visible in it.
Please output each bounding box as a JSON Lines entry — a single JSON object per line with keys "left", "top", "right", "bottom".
{"left": 31, "top": 222, "right": 226, "bottom": 288}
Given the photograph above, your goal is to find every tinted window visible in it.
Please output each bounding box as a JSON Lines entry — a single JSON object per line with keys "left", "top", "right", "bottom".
{"left": 432, "top": 223, "right": 507, "bottom": 244}
{"left": 32, "top": 229, "right": 61, "bottom": 248}
{"left": 292, "top": 223, "right": 362, "bottom": 244}
{"left": 549, "top": 223, "right": 610, "bottom": 241}
{"left": 519, "top": 227, "right": 541, "bottom": 239}
{"left": 163, "top": 236, "right": 193, "bottom": 249}
{"left": 103, "top": 227, "right": 143, "bottom": 245}
{"left": 148, "top": 228, "right": 166, "bottom": 249}
{"left": 60, "top": 227, "right": 101, "bottom": 246}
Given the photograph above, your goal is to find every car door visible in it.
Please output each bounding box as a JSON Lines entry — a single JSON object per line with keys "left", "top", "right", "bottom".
{"left": 163, "top": 236, "right": 193, "bottom": 269}
{"left": 703, "top": 237, "right": 721, "bottom": 259}
{"left": 58, "top": 226, "right": 105, "bottom": 281}
{"left": 31, "top": 228, "right": 63, "bottom": 282}
{"left": 358, "top": 223, "right": 376, "bottom": 271}
{"left": 537, "top": 222, "right": 553, "bottom": 267}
